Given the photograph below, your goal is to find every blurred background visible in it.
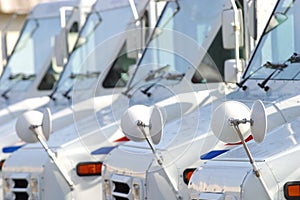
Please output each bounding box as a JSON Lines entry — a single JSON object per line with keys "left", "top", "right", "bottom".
{"left": 0, "top": 0, "right": 53, "bottom": 73}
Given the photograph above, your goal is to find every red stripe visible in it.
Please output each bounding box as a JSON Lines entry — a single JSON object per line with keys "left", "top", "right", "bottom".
{"left": 113, "top": 136, "right": 130, "bottom": 142}
{"left": 225, "top": 135, "right": 253, "bottom": 146}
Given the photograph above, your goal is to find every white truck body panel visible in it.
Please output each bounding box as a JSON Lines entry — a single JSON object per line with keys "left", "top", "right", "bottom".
{"left": 0, "top": 0, "right": 95, "bottom": 124}
{"left": 1, "top": 0, "right": 162, "bottom": 199}
{"left": 188, "top": 0, "right": 300, "bottom": 199}
{"left": 2, "top": 0, "right": 278, "bottom": 199}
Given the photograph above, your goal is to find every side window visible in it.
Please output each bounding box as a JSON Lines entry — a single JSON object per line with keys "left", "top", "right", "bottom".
{"left": 38, "top": 58, "right": 61, "bottom": 90}
{"left": 191, "top": 28, "right": 235, "bottom": 83}
{"left": 68, "top": 22, "right": 79, "bottom": 52}
{"left": 38, "top": 22, "right": 78, "bottom": 91}
{"left": 102, "top": 42, "right": 137, "bottom": 88}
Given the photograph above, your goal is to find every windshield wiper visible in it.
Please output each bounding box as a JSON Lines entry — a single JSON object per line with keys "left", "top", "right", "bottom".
{"left": 49, "top": 71, "right": 100, "bottom": 101}
{"left": 123, "top": 64, "right": 171, "bottom": 97}
{"left": 288, "top": 52, "right": 300, "bottom": 63}
{"left": 1, "top": 73, "right": 36, "bottom": 100}
{"left": 69, "top": 71, "right": 100, "bottom": 79}
{"left": 237, "top": 53, "right": 298, "bottom": 91}
{"left": 144, "top": 65, "right": 171, "bottom": 81}
{"left": 257, "top": 52, "right": 300, "bottom": 91}
{"left": 290, "top": 53, "right": 300, "bottom": 79}
{"left": 62, "top": 86, "right": 73, "bottom": 100}
{"left": 63, "top": 71, "right": 100, "bottom": 100}
{"left": 236, "top": 66, "right": 264, "bottom": 90}
{"left": 141, "top": 72, "right": 185, "bottom": 97}
{"left": 257, "top": 61, "right": 287, "bottom": 91}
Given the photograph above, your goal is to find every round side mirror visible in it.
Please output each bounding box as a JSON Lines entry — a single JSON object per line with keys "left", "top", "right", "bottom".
{"left": 250, "top": 100, "right": 267, "bottom": 143}
{"left": 16, "top": 108, "right": 52, "bottom": 143}
{"left": 42, "top": 108, "right": 52, "bottom": 140}
{"left": 16, "top": 110, "right": 43, "bottom": 143}
{"left": 121, "top": 105, "right": 164, "bottom": 144}
{"left": 210, "top": 101, "right": 250, "bottom": 143}
{"left": 121, "top": 104, "right": 152, "bottom": 142}
{"left": 149, "top": 106, "right": 163, "bottom": 145}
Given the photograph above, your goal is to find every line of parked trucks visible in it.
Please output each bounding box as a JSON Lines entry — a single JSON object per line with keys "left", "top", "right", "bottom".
{"left": 1, "top": 0, "right": 298, "bottom": 199}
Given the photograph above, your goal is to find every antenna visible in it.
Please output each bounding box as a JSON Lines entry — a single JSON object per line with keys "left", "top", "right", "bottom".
{"left": 120, "top": 105, "right": 181, "bottom": 199}
{"left": 211, "top": 100, "right": 271, "bottom": 199}
{"left": 15, "top": 109, "right": 74, "bottom": 190}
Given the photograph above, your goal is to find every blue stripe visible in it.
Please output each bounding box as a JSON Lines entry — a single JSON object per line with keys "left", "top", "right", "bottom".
{"left": 200, "top": 150, "right": 228, "bottom": 160}
{"left": 2, "top": 145, "right": 24, "bottom": 153}
{"left": 91, "top": 146, "right": 117, "bottom": 155}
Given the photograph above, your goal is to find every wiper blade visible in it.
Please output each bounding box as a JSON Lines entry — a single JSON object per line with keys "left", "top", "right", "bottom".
{"left": 144, "top": 65, "right": 170, "bottom": 81}
{"left": 69, "top": 71, "right": 100, "bottom": 79}
{"left": 237, "top": 53, "right": 295, "bottom": 91}
{"left": 123, "top": 64, "right": 170, "bottom": 97}
{"left": 236, "top": 66, "right": 264, "bottom": 90}
{"left": 141, "top": 72, "right": 184, "bottom": 97}
{"left": 9, "top": 73, "right": 36, "bottom": 80}
{"left": 62, "top": 86, "right": 73, "bottom": 100}
{"left": 257, "top": 61, "right": 288, "bottom": 92}
{"left": 1, "top": 73, "right": 36, "bottom": 100}
{"left": 263, "top": 61, "right": 288, "bottom": 70}
{"left": 49, "top": 71, "right": 100, "bottom": 101}
{"left": 165, "top": 72, "right": 185, "bottom": 80}
{"left": 288, "top": 52, "right": 300, "bottom": 63}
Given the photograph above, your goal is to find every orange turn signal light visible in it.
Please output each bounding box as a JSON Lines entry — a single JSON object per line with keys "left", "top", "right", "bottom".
{"left": 284, "top": 181, "right": 300, "bottom": 199}
{"left": 76, "top": 162, "right": 102, "bottom": 176}
{"left": 183, "top": 168, "right": 196, "bottom": 185}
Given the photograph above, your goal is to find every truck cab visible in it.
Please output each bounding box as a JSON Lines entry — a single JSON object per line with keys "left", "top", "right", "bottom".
{"left": 0, "top": 0, "right": 95, "bottom": 124}
{"left": 188, "top": 0, "right": 300, "bottom": 199}
{"left": 1, "top": 0, "right": 162, "bottom": 199}
{"left": 102, "top": 0, "right": 300, "bottom": 199}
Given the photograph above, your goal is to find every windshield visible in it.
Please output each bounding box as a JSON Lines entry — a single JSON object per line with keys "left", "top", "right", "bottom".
{"left": 245, "top": 0, "right": 300, "bottom": 80}
{"left": 0, "top": 17, "right": 61, "bottom": 92}
{"left": 127, "top": 0, "right": 227, "bottom": 91}
{"left": 54, "top": 6, "right": 133, "bottom": 96}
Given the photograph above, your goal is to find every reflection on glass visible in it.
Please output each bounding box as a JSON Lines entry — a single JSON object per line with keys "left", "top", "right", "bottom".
{"left": 0, "top": 17, "right": 61, "bottom": 92}
{"left": 55, "top": 6, "right": 133, "bottom": 96}
{"left": 128, "top": 0, "right": 227, "bottom": 91}
{"left": 245, "top": 0, "right": 300, "bottom": 80}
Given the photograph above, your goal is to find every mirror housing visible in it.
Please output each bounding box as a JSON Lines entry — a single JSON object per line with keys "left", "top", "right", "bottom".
{"left": 211, "top": 101, "right": 250, "bottom": 143}
{"left": 54, "top": 29, "right": 68, "bottom": 67}
{"left": 1, "top": 32, "right": 8, "bottom": 68}
{"left": 247, "top": 0, "right": 258, "bottom": 40}
{"left": 121, "top": 105, "right": 163, "bottom": 144}
{"left": 224, "top": 59, "right": 245, "bottom": 83}
{"left": 16, "top": 109, "right": 52, "bottom": 143}
{"left": 222, "top": 8, "right": 244, "bottom": 49}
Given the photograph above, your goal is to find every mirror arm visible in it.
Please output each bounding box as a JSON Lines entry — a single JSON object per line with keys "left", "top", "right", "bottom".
{"left": 137, "top": 124, "right": 182, "bottom": 200}
{"left": 29, "top": 125, "right": 74, "bottom": 190}
{"left": 230, "top": 120, "right": 272, "bottom": 199}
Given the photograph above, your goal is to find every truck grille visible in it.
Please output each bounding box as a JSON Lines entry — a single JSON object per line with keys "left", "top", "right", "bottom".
{"left": 4, "top": 174, "right": 39, "bottom": 200}
{"left": 14, "top": 192, "right": 29, "bottom": 200}
{"left": 105, "top": 174, "right": 144, "bottom": 200}
{"left": 13, "top": 179, "right": 28, "bottom": 189}
{"left": 113, "top": 181, "right": 130, "bottom": 194}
